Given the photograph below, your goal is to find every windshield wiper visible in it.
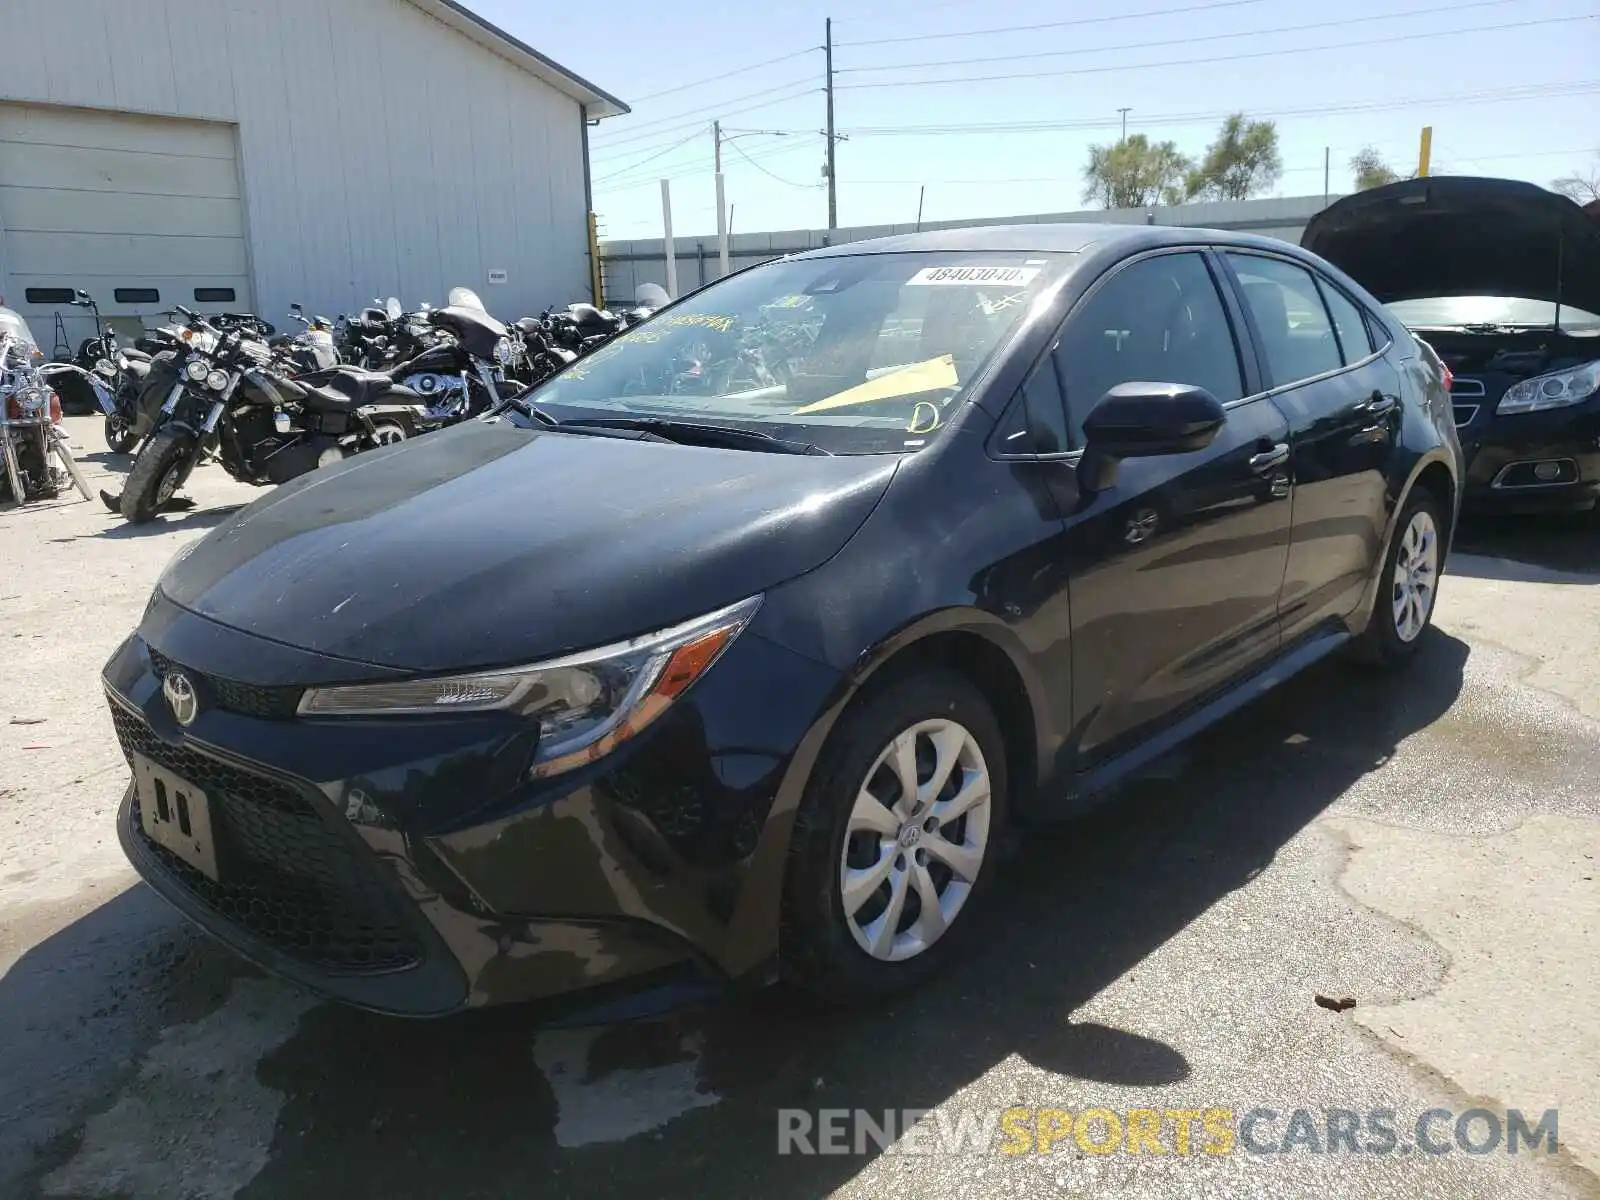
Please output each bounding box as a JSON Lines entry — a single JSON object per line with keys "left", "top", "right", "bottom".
{"left": 571, "top": 416, "right": 833, "bottom": 455}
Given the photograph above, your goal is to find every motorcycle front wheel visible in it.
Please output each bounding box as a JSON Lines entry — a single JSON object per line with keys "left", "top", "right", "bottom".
{"left": 120, "top": 428, "right": 196, "bottom": 523}
{"left": 1, "top": 434, "right": 25, "bottom": 504}
{"left": 104, "top": 412, "right": 138, "bottom": 454}
{"left": 52, "top": 429, "right": 93, "bottom": 501}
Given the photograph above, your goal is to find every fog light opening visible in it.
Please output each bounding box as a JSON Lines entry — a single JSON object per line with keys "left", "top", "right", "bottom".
{"left": 1532, "top": 461, "right": 1563, "bottom": 482}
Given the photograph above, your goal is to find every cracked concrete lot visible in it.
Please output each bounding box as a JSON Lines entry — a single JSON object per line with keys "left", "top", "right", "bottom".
{"left": 2, "top": 417, "right": 1597, "bottom": 1199}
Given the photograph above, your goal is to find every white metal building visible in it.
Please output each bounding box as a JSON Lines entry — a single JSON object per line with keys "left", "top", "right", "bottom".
{"left": 0, "top": 0, "right": 625, "bottom": 350}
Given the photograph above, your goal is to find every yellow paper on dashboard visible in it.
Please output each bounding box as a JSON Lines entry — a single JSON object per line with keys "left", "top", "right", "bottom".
{"left": 789, "top": 354, "right": 959, "bottom": 415}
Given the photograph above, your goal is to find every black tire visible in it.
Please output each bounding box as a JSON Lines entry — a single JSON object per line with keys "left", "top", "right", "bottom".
{"left": 1354, "top": 487, "right": 1444, "bottom": 668}
{"left": 104, "top": 413, "right": 138, "bottom": 454}
{"left": 781, "top": 668, "right": 1010, "bottom": 1004}
{"left": 120, "top": 429, "right": 196, "bottom": 523}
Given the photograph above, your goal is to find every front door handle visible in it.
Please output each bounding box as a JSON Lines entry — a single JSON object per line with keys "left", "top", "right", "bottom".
{"left": 1249, "top": 442, "right": 1290, "bottom": 474}
{"left": 1357, "top": 390, "right": 1398, "bottom": 417}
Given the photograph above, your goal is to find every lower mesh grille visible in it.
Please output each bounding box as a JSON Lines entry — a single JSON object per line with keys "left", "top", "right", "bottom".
{"left": 112, "top": 701, "right": 422, "bottom": 973}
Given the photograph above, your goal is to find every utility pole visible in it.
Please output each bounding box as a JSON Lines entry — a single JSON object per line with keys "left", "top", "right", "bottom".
{"left": 713, "top": 120, "right": 729, "bottom": 277}
{"left": 1417, "top": 125, "right": 1433, "bottom": 178}
{"left": 1118, "top": 107, "right": 1131, "bottom": 143}
{"left": 825, "top": 17, "right": 838, "bottom": 230}
{"left": 1323, "top": 146, "right": 1330, "bottom": 206}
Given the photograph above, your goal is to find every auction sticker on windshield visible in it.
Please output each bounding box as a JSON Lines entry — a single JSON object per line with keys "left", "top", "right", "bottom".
{"left": 908, "top": 265, "right": 1042, "bottom": 287}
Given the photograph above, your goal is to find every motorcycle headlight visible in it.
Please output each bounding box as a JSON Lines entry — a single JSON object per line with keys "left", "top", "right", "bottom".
{"left": 494, "top": 337, "right": 514, "bottom": 365}
{"left": 1497, "top": 360, "right": 1600, "bottom": 415}
{"left": 206, "top": 369, "right": 229, "bottom": 391}
{"left": 183, "top": 358, "right": 211, "bottom": 382}
{"left": 296, "top": 595, "right": 762, "bottom": 778}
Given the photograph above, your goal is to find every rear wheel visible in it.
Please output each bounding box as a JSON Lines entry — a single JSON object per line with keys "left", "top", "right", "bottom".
{"left": 368, "top": 420, "right": 407, "bottom": 447}
{"left": 782, "top": 669, "right": 1009, "bottom": 1003}
{"left": 120, "top": 429, "right": 196, "bottom": 523}
{"left": 1355, "top": 488, "right": 1443, "bottom": 667}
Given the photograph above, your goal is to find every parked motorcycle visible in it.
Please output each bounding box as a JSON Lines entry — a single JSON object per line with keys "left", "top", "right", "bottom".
{"left": 0, "top": 306, "right": 93, "bottom": 504}
{"left": 270, "top": 304, "right": 341, "bottom": 374}
{"left": 110, "top": 306, "right": 423, "bottom": 523}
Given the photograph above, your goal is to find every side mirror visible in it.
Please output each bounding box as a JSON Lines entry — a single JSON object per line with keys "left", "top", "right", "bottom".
{"left": 1079, "top": 382, "right": 1226, "bottom": 491}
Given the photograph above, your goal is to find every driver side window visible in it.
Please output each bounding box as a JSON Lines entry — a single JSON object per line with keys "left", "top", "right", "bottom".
{"left": 1052, "top": 252, "right": 1245, "bottom": 443}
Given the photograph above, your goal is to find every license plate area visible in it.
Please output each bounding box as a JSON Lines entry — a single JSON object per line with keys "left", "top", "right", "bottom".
{"left": 133, "top": 754, "right": 220, "bottom": 881}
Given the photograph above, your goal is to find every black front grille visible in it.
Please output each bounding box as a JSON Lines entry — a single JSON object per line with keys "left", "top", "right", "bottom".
{"left": 112, "top": 702, "right": 422, "bottom": 973}
{"left": 147, "top": 647, "right": 302, "bottom": 719}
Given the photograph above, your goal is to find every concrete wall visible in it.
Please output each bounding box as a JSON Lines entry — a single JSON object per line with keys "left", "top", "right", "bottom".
{"left": 0, "top": 0, "right": 596, "bottom": 327}
{"left": 600, "top": 195, "right": 1342, "bottom": 304}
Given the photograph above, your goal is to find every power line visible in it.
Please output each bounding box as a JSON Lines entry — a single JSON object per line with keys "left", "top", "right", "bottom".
{"left": 836, "top": 15, "right": 1596, "bottom": 90}
{"left": 836, "top": 0, "right": 1270, "bottom": 47}
{"left": 839, "top": 82, "right": 1600, "bottom": 138}
{"left": 728, "top": 137, "right": 822, "bottom": 189}
{"left": 596, "top": 137, "right": 821, "bottom": 196}
{"left": 837, "top": 0, "right": 1514, "bottom": 75}
{"left": 592, "top": 128, "right": 707, "bottom": 184}
{"left": 627, "top": 48, "right": 821, "bottom": 104}
{"left": 592, "top": 78, "right": 818, "bottom": 146}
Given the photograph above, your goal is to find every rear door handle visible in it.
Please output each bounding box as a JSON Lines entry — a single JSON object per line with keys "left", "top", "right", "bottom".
{"left": 1249, "top": 442, "right": 1290, "bottom": 473}
{"left": 1357, "top": 391, "right": 1398, "bottom": 416}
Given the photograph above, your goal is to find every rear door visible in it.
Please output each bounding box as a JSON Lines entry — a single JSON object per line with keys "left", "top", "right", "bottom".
{"left": 1032, "top": 249, "right": 1294, "bottom": 764}
{"left": 1221, "top": 251, "right": 1397, "bottom": 642}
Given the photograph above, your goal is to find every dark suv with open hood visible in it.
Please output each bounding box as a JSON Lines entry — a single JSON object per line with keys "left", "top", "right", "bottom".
{"left": 1303, "top": 176, "right": 1600, "bottom": 513}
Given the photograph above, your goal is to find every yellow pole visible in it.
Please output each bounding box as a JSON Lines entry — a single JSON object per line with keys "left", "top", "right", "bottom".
{"left": 1417, "top": 126, "right": 1433, "bottom": 179}
{"left": 587, "top": 211, "right": 604, "bottom": 306}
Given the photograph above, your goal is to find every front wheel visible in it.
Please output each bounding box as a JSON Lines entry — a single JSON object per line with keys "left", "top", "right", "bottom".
{"left": 104, "top": 412, "right": 138, "bottom": 454}
{"left": 120, "top": 429, "right": 197, "bottom": 523}
{"left": 51, "top": 430, "right": 93, "bottom": 501}
{"left": 2, "top": 434, "right": 26, "bottom": 504}
{"left": 782, "top": 669, "right": 1009, "bottom": 1004}
{"left": 1354, "top": 488, "right": 1444, "bottom": 667}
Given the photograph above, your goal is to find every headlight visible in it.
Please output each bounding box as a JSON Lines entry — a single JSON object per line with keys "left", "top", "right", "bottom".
{"left": 1497, "top": 360, "right": 1600, "bottom": 414}
{"left": 296, "top": 595, "right": 762, "bottom": 778}
{"left": 183, "top": 358, "right": 211, "bottom": 382}
{"left": 206, "top": 369, "right": 229, "bottom": 391}
{"left": 494, "top": 337, "right": 514, "bottom": 365}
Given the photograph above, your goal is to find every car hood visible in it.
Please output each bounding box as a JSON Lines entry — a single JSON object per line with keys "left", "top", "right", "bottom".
{"left": 1301, "top": 176, "right": 1600, "bottom": 316}
{"left": 159, "top": 420, "right": 898, "bottom": 672}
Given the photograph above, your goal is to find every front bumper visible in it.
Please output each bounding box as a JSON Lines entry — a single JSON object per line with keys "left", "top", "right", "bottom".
{"left": 1458, "top": 395, "right": 1600, "bottom": 513}
{"left": 104, "top": 599, "right": 839, "bottom": 1016}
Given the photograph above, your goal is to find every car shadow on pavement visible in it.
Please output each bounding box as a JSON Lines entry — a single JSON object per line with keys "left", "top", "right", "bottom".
{"left": 196, "top": 631, "right": 1465, "bottom": 1199}
{"left": 1451, "top": 510, "right": 1600, "bottom": 581}
{"left": 80, "top": 504, "right": 247, "bottom": 541}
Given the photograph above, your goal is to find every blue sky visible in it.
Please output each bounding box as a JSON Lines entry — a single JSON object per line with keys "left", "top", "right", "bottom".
{"left": 468, "top": 0, "right": 1598, "bottom": 240}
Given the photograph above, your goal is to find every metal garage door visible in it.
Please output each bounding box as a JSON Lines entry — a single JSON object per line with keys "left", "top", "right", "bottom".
{"left": 0, "top": 103, "right": 252, "bottom": 355}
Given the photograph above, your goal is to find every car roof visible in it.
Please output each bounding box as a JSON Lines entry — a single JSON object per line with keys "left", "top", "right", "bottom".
{"left": 791, "top": 222, "right": 1308, "bottom": 260}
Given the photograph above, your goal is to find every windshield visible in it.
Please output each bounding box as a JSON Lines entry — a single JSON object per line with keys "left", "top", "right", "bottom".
{"left": 1386, "top": 296, "right": 1600, "bottom": 335}
{"left": 532, "top": 251, "right": 1070, "bottom": 454}
{"left": 448, "top": 287, "right": 487, "bottom": 312}
{"left": 0, "top": 305, "right": 38, "bottom": 349}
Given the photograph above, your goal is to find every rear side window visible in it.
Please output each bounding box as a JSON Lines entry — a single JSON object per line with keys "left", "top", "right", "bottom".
{"left": 1226, "top": 254, "right": 1340, "bottom": 386}
{"left": 1053, "top": 251, "right": 1244, "bottom": 440}
{"left": 1317, "top": 278, "right": 1375, "bottom": 363}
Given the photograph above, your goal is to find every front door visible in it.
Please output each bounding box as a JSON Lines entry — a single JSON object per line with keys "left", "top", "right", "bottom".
{"left": 1221, "top": 252, "right": 1397, "bottom": 640}
{"left": 1035, "top": 249, "right": 1294, "bottom": 765}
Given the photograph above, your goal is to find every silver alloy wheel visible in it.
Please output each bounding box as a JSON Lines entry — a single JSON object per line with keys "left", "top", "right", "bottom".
{"left": 839, "top": 718, "right": 993, "bottom": 962}
{"left": 1391, "top": 508, "right": 1439, "bottom": 643}
{"left": 155, "top": 460, "right": 184, "bottom": 505}
{"left": 371, "top": 422, "right": 406, "bottom": 446}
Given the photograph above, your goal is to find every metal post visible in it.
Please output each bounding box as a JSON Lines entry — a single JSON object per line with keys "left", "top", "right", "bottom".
{"left": 915, "top": 185, "right": 925, "bottom": 232}
{"left": 660, "top": 178, "right": 678, "bottom": 299}
{"left": 825, "top": 17, "right": 837, "bottom": 230}
{"left": 1323, "top": 146, "right": 1330, "bottom": 207}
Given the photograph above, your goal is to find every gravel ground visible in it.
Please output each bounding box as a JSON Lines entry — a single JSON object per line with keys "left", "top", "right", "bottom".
{"left": 1, "top": 416, "right": 1596, "bottom": 1200}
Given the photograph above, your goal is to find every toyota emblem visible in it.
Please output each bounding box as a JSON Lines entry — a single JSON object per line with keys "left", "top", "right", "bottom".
{"left": 163, "top": 671, "right": 199, "bottom": 726}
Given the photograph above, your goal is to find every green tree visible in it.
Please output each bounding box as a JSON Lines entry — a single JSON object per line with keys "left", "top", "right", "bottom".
{"left": 1350, "top": 146, "right": 1401, "bottom": 191}
{"left": 1184, "top": 114, "right": 1283, "bottom": 201}
{"left": 1081, "top": 135, "right": 1193, "bottom": 209}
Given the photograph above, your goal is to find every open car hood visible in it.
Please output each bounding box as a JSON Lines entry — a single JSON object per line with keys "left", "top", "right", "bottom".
{"left": 1301, "top": 176, "right": 1600, "bottom": 317}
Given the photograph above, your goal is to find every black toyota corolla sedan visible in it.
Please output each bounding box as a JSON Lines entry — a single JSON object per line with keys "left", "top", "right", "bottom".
{"left": 106, "top": 224, "right": 1461, "bottom": 1017}
{"left": 1303, "top": 176, "right": 1600, "bottom": 514}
